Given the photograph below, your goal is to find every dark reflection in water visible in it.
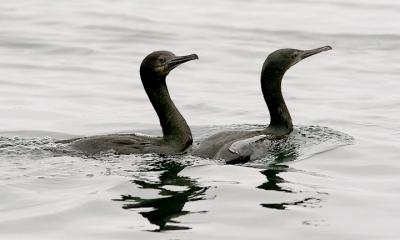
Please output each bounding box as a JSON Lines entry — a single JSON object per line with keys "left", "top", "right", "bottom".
{"left": 261, "top": 197, "right": 322, "bottom": 210}
{"left": 113, "top": 158, "right": 208, "bottom": 232}
{"left": 261, "top": 197, "right": 321, "bottom": 210}
{"left": 256, "top": 143, "right": 323, "bottom": 210}
{"left": 256, "top": 145, "right": 298, "bottom": 194}
{"left": 111, "top": 125, "right": 349, "bottom": 230}
{"left": 257, "top": 164, "right": 292, "bottom": 193}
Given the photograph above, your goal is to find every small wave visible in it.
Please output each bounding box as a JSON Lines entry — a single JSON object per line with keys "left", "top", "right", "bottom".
{"left": 0, "top": 136, "right": 72, "bottom": 160}
{"left": 248, "top": 125, "right": 354, "bottom": 167}
{"left": 192, "top": 124, "right": 354, "bottom": 168}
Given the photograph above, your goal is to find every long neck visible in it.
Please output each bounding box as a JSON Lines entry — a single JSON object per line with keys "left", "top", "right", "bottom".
{"left": 141, "top": 73, "right": 192, "bottom": 150}
{"left": 261, "top": 66, "right": 293, "bottom": 135}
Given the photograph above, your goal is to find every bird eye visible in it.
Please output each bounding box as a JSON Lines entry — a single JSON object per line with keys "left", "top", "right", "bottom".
{"left": 293, "top": 53, "right": 298, "bottom": 58}
{"left": 159, "top": 57, "right": 166, "bottom": 63}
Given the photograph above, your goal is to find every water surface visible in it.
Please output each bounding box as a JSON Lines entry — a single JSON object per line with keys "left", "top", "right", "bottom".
{"left": 0, "top": 0, "right": 399, "bottom": 239}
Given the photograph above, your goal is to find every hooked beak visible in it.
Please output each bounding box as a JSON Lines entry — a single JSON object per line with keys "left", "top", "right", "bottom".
{"left": 301, "top": 46, "right": 332, "bottom": 60}
{"left": 167, "top": 54, "right": 199, "bottom": 70}
{"left": 290, "top": 46, "right": 332, "bottom": 67}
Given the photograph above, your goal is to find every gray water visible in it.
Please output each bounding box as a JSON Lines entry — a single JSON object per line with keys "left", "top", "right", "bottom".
{"left": 0, "top": 1, "right": 399, "bottom": 239}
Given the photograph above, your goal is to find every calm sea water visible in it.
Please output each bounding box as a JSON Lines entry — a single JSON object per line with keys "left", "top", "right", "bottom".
{"left": 0, "top": 0, "right": 399, "bottom": 239}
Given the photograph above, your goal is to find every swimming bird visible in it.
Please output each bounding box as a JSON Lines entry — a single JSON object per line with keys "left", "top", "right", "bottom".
{"left": 193, "top": 46, "right": 332, "bottom": 163}
{"left": 59, "top": 51, "right": 198, "bottom": 155}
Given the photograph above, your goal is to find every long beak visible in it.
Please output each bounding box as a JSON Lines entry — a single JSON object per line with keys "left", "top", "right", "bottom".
{"left": 301, "top": 46, "right": 332, "bottom": 60}
{"left": 167, "top": 54, "right": 199, "bottom": 70}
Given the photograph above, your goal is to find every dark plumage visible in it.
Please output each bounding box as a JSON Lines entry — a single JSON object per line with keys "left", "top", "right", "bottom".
{"left": 193, "top": 46, "right": 332, "bottom": 163}
{"left": 59, "top": 51, "right": 198, "bottom": 155}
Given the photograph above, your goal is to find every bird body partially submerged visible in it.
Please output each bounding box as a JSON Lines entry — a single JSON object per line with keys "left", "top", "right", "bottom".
{"left": 193, "top": 46, "right": 332, "bottom": 163}
{"left": 60, "top": 51, "right": 198, "bottom": 155}
{"left": 67, "top": 133, "right": 182, "bottom": 155}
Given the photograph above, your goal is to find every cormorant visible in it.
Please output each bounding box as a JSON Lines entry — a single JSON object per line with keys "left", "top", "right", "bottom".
{"left": 193, "top": 46, "right": 332, "bottom": 163}
{"left": 59, "top": 51, "right": 198, "bottom": 155}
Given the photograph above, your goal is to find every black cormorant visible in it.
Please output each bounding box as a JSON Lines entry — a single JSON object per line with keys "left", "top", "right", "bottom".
{"left": 59, "top": 51, "right": 198, "bottom": 155}
{"left": 193, "top": 46, "right": 332, "bottom": 163}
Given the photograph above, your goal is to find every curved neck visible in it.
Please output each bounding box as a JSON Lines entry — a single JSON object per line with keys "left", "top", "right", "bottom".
{"left": 141, "top": 73, "right": 192, "bottom": 150}
{"left": 261, "top": 66, "right": 293, "bottom": 135}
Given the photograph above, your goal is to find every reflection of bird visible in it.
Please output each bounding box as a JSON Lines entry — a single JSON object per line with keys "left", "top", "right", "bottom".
{"left": 114, "top": 160, "right": 208, "bottom": 231}
{"left": 194, "top": 46, "right": 332, "bottom": 163}
{"left": 59, "top": 51, "right": 198, "bottom": 155}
